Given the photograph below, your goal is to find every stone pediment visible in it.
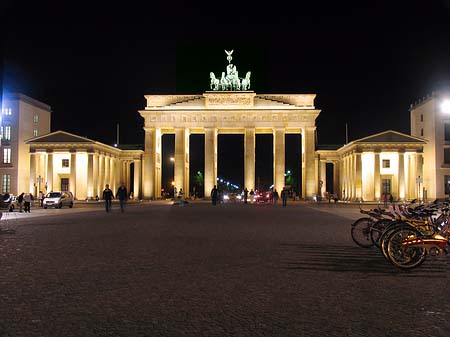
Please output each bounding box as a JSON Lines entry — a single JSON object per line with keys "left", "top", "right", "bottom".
{"left": 354, "top": 130, "right": 426, "bottom": 144}
{"left": 144, "top": 92, "right": 316, "bottom": 110}
{"left": 26, "top": 130, "right": 96, "bottom": 144}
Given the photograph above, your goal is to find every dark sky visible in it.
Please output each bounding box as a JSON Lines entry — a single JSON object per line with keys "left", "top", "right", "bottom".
{"left": 2, "top": 0, "right": 450, "bottom": 190}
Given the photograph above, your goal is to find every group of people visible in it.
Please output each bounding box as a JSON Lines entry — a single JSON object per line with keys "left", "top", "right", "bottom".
{"left": 14, "top": 192, "right": 34, "bottom": 213}
{"left": 102, "top": 182, "right": 129, "bottom": 213}
{"left": 210, "top": 186, "right": 290, "bottom": 207}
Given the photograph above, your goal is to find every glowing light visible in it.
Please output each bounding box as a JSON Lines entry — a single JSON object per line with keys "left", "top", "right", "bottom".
{"left": 441, "top": 99, "right": 450, "bottom": 114}
{"left": 170, "top": 157, "right": 175, "bottom": 162}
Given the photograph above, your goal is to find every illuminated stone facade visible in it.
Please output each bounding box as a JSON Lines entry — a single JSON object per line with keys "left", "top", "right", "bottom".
{"left": 26, "top": 131, "right": 143, "bottom": 200}
{"left": 0, "top": 93, "right": 51, "bottom": 195}
{"left": 139, "top": 92, "right": 320, "bottom": 199}
{"left": 317, "top": 131, "right": 425, "bottom": 201}
{"left": 410, "top": 91, "right": 450, "bottom": 199}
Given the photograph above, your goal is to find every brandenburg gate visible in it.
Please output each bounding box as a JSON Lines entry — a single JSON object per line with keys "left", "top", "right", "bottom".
{"left": 139, "top": 51, "right": 321, "bottom": 199}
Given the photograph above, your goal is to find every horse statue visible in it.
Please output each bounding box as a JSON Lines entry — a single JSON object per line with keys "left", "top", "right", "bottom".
{"left": 241, "top": 71, "right": 251, "bottom": 90}
{"left": 210, "top": 72, "right": 219, "bottom": 90}
{"left": 231, "top": 71, "right": 241, "bottom": 90}
{"left": 220, "top": 72, "right": 230, "bottom": 91}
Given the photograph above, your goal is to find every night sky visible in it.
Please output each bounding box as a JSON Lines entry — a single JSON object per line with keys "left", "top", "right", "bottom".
{"left": 2, "top": 1, "right": 450, "bottom": 191}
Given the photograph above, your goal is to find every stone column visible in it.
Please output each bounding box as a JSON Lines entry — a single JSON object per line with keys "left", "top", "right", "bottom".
{"left": 87, "top": 151, "right": 94, "bottom": 198}
{"left": 143, "top": 128, "right": 156, "bottom": 199}
{"left": 374, "top": 150, "right": 381, "bottom": 201}
{"left": 398, "top": 150, "right": 405, "bottom": 200}
{"left": 30, "top": 151, "right": 36, "bottom": 193}
{"left": 303, "top": 127, "right": 316, "bottom": 199}
{"left": 416, "top": 152, "right": 423, "bottom": 200}
{"left": 333, "top": 161, "right": 340, "bottom": 196}
{"left": 204, "top": 128, "right": 217, "bottom": 198}
{"left": 320, "top": 161, "right": 327, "bottom": 196}
{"left": 134, "top": 159, "right": 141, "bottom": 199}
{"left": 175, "top": 128, "right": 189, "bottom": 196}
{"left": 70, "top": 150, "right": 77, "bottom": 198}
{"left": 109, "top": 157, "right": 115, "bottom": 191}
{"left": 47, "top": 151, "right": 53, "bottom": 192}
{"left": 105, "top": 155, "right": 110, "bottom": 186}
{"left": 244, "top": 128, "right": 255, "bottom": 191}
{"left": 355, "top": 151, "right": 362, "bottom": 201}
{"left": 273, "top": 128, "right": 285, "bottom": 194}
{"left": 93, "top": 153, "right": 99, "bottom": 198}
{"left": 407, "top": 154, "right": 416, "bottom": 200}
{"left": 98, "top": 153, "right": 104, "bottom": 195}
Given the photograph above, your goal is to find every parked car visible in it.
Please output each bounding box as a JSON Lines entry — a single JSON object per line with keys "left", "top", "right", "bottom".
{"left": 43, "top": 191, "right": 74, "bottom": 209}
{"left": 1, "top": 194, "right": 17, "bottom": 212}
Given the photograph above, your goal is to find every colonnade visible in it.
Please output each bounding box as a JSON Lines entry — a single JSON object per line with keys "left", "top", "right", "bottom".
{"left": 29, "top": 149, "right": 142, "bottom": 200}
{"left": 142, "top": 127, "right": 317, "bottom": 199}
{"left": 337, "top": 150, "right": 423, "bottom": 201}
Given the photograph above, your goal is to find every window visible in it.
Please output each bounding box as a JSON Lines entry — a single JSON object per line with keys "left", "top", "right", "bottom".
{"left": 4, "top": 126, "right": 11, "bottom": 141}
{"left": 3, "top": 148, "right": 11, "bottom": 164}
{"left": 33, "top": 115, "right": 39, "bottom": 123}
{"left": 382, "top": 159, "right": 390, "bottom": 168}
{"left": 445, "top": 124, "right": 450, "bottom": 141}
{"left": 61, "top": 178, "right": 69, "bottom": 191}
{"left": 2, "top": 174, "right": 10, "bottom": 193}
{"left": 382, "top": 179, "right": 391, "bottom": 195}
{"left": 420, "top": 114, "right": 423, "bottom": 122}
{"left": 445, "top": 149, "right": 450, "bottom": 164}
{"left": 33, "top": 129, "right": 38, "bottom": 137}
{"left": 2, "top": 108, "right": 11, "bottom": 116}
{"left": 445, "top": 176, "right": 450, "bottom": 195}
{"left": 421, "top": 128, "right": 424, "bottom": 137}
{"left": 62, "top": 159, "right": 69, "bottom": 167}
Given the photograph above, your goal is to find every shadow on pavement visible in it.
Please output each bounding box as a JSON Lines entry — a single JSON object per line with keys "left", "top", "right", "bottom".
{"left": 280, "top": 243, "right": 449, "bottom": 277}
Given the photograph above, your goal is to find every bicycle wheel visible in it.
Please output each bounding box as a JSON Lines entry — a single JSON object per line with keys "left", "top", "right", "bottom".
{"left": 371, "top": 219, "right": 400, "bottom": 248}
{"left": 380, "top": 222, "right": 408, "bottom": 260}
{"left": 370, "top": 219, "right": 390, "bottom": 248}
{"left": 386, "top": 225, "right": 426, "bottom": 270}
{"left": 351, "top": 217, "right": 375, "bottom": 248}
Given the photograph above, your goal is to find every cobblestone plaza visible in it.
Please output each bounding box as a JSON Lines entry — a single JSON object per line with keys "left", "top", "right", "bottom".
{"left": 1, "top": 202, "right": 449, "bottom": 336}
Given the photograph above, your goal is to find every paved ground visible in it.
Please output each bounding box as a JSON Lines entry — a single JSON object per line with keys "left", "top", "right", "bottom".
{"left": 1, "top": 201, "right": 449, "bottom": 336}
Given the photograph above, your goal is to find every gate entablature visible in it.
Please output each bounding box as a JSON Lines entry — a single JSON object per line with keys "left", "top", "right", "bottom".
{"left": 139, "top": 91, "right": 320, "bottom": 200}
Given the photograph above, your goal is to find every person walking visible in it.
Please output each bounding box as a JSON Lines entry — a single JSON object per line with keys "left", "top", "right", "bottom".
{"left": 102, "top": 184, "right": 114, "bottom": 212}
{"left": 249, "top": 189, "right": 255, "bottom": 203}
{"left": 38, "top": 191, "right": 44, "bottom": 207}
{"left": 281, "top": 187, "right": 288, "bottom": 207}
{"left": 272, "top": 189, "right": 279, "bottom": 206}
{"left": 23, "top": 193, "right": 32, "bottom": 213}
{"left": 17, "top": 192, "right": 24, "bottom": 212}
{"left": 116, "top": 182, "right": 128, "bottom": 213}
{"left": 178, "top": 188, "right": 186, "bottom": 206}
{"left": 243, "top": 187, "right": 248, "bottom": 204}
{"left": 383, "top": 193, "right": 388, "bottom": 208}
{"left": 211, "top": 185, "right": 218, "bottom": 205}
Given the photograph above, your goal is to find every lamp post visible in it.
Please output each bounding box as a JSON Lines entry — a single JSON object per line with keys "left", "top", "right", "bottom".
{"left": 169, "top": 157, "right": 175, "bottom": 198}
{"left": 36, "top": 175, "right": 43, "bottom": 194}
{"left": 416, "top": 175, "right": 423, "bottom": 203}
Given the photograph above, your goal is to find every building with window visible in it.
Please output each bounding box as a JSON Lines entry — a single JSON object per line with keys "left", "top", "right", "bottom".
{"left": 317, "top": 130, "right": 425, "bottom": 201}
{"left": 0, "top": 93, "right": 51, "bottom": 195}
{"left": 410, "top": 90, "right": 450, "bottom": 199}
{"left": 26, "top": 131, "right": 143, "bottom": 200}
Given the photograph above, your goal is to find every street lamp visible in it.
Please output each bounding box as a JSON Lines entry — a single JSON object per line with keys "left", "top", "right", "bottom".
{"left": 441, "top": 99, "right": 450, "bottom": 114}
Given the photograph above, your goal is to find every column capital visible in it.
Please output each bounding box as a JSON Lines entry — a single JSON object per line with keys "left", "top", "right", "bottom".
{"left": 46, "top": 149, "right": 54, "bottom": 153}
{"left": 69, "top": 148, "right": 77, "bottom": 153}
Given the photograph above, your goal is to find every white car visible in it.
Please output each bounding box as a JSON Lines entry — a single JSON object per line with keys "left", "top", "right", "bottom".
{"left": 43, "top": 191, "right": 74, "bottom": 209}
